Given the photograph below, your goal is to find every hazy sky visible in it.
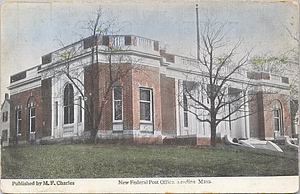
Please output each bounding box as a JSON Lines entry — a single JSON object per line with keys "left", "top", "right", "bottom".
{"left": 1, "top": 0, "right": 299, "bottom": 100}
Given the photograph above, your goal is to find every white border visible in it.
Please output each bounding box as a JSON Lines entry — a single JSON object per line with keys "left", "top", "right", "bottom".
{"left": 1, "top": 176, "right": 299, "bottom": 193}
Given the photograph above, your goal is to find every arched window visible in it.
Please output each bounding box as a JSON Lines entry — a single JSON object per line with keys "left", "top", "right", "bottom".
{"left": 28, "top": 98, "right": 36, "bottom": 133}
{"left": 273, "top": 100, "right": 283, "bottom": 136}
{"left": 64, "top": 83, "right": 74, "bottom": 124}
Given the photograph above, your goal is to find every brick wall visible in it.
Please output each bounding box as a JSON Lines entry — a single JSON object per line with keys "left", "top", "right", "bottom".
{"left": 10, "top": 87, "right": 43, "bottom": 143}
{"left": 120, "top": 64, "right": 133, "bottom": 130}
{"left": 97, "top": 63, "right": 133, "bottom": 132}
{"left": 163, "top": 137, "right": 212, "bottom": 146}
{"left": 132, "top": 66, "right": 162, "bottom": 132}
{"left": 197, "top": 138, "right": 211, "bottom": 146}
{"left": 98, "top": 64, "right": 113, "bottom": 131}
{"left": 249, "top": 92, "right": 261, "bottom": 139}
{"left": 160, "top": 74, "right": 177, "bottom": 136}
{"left": 84, "top": 63, "right": 134, "bottom": 132}
{"left": 41, "top": 78, "right": 52, "bottom": 137}
{"left": 84, "top": 63, "right": 175, "bottom": 135}
{"left": 257, "top": 92, "right": 265, "bottom": 139}
{"left": 249, "top": 92, "right": 292, "bottom": 140}
{"left": 84, "top": 64, "right": 100, "bottom": 132}
{"left": 262, "top": 93, "right": 292, "bottom": 140}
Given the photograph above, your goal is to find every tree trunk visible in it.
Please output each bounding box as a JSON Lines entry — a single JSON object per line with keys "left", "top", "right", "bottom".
{"left": 91, "top": 111, "right": 98, "bottom": 144}
{"left": 210, "top": 115, "right": 217, "bottom": 147}
{"left": 93, "top": 127, "right": 98, "bottom": 144}
{"left": 88, "top": 114, "right": 98, "bottom": 144}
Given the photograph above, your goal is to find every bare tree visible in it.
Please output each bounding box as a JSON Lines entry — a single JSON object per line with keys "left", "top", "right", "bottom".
{"left": 249, "top": 25, "right": 299, "bottom": 137}
{"left": 179, "top": 21, "right": 253, "bottom": 146}
{"left": 284, "top": 25, "right": 299, "bottom": 102}
{"left": 50, "top": 8, "right": 141, "bottom": 143}
{"left": 251, "top": 25, "right": 298, "bottom": 100}
{"left": 284, "top": 25, "right": 299, "bottom": 137}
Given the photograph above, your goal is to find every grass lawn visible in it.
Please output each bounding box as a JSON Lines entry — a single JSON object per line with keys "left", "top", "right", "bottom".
{"left": 1, "top": 144, "right": 298, "bottom": 178}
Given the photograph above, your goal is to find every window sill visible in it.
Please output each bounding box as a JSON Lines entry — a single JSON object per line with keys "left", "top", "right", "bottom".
{"left": 140, "top": 120, "right": 152, "bottom": 124}
{"left": 140, "top": 130, "right": 154, "bottom": 133}
{"left": 112, "top": 130, "right": 123, "bottom": 133}
{"left": 63, "top": 123, "right": 74, "bottom": 127}
{"left": 113, "top": 121, "right": 123, "bottom": 124}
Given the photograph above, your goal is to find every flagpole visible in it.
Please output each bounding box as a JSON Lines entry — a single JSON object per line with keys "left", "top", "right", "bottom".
{"left": 196, "top": 4, "right": 200, "bottom": 61}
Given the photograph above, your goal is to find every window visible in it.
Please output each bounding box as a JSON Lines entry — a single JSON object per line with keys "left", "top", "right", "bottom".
{"left": 125, "top": 36, "right": 131, "bottom": 45}
{"left": 113, "top": 87, "right": 122, "bottom": 121}
{"left": 28, "top": 99, "right": 36, "bottom": 133}
{"left": 2, "top": 111, "right": 8, "bottom": 122}
{"left": 273, "top": 101, "right": 283, "bottom": 136}
{"left": 29, "top": 106, "right": 36, "bottom": 133}
{"left": 228, "top": 87, "right": 243, "bottom": 111}
{"left": 183, "top": 93, "right": 188, "bottom": 127}
{"left": 16, "top": 109, "right": 22, "bottom": 135}
{"left": 2, "top": 130, "right": 8, "bottom": 141}
{"left": 140, "top": 88, "right": 153, "bottom": 121}
{"left": 207, "top": 84, "right": 221, "bottom": 104}
{"left": 274, "top": 109, "right": 281, "bottom": 132}
{"left": 55, "top": 101, "right": 58, "bottom": 126}
{"left": 78, "top": 97, "right": 82, "bottom": 123}
{"left": 64, "top": 84, "right": 74, "bottom": 124}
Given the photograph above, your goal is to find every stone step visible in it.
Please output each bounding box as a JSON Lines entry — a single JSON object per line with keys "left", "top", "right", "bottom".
{"left": 252, "top": 144, "right": 278, "bottom": 151}
{"left": 238, "top": 139, "right": 283, "bottom": 152}
{"left": 244, "top": 139, "right": 267, "bottom": 144}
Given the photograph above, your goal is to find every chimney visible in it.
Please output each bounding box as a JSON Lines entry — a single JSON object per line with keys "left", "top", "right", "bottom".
{"left": 4, "top": 93, "right": 9, "bottom": 100}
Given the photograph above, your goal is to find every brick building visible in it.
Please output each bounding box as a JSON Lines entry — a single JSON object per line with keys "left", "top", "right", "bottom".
{"left": 7, "top": 35, "right": 294, "bottom": 146}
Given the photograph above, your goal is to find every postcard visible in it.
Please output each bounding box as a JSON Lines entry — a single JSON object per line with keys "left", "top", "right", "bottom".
{"left": 0, "top": 0, "right": 299, "bottom": 193}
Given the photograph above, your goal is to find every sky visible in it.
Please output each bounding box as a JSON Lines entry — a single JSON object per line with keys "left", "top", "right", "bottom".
{"left": 1, "top": 0, "right": 299, "bottom": 101}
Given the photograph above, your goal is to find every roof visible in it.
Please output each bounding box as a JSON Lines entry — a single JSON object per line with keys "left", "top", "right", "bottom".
{"left": 1, "top": 99, "right": 10, "bottom": 110}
